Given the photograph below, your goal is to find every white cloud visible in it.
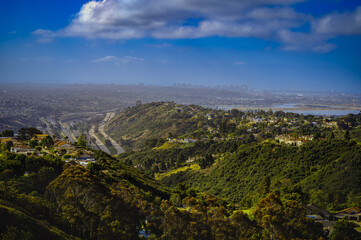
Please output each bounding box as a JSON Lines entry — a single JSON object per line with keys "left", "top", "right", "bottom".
{"left": 246, "top": 7, "right": 308, "bottom": 20}
{"left": 91, "top": 55, "right": 144, "bottom": 63}
{"left": 33, "top": 29, "right": 57, "bottom": 43}
{"left": 32, "top": 0, "right": 360, "bottom": 52}
{"left": 234, "top": 61, "right": 246, "bottom": 65}
{"left": 91, "top": 55, "right": 117, "bottom": 63}
{"left": 152, "top": 18, "right": 302, "bottom": 39}
{"left": 313, "top": 6, "right": 361, "bottom": 35}
{"left": 278, "top": 30, "right": 336, "bottom": 53}
{"left": 34, "top": 0, "right": 307, "bottom": 41}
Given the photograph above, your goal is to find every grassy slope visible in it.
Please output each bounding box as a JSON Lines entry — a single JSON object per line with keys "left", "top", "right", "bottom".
{"left": 104, "top": 102, "right": 204, "bottom": 149}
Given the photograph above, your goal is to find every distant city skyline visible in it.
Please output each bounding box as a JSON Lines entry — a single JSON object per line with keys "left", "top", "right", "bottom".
{"left": 1, "top": 0, "right": 361, "bottom": 93}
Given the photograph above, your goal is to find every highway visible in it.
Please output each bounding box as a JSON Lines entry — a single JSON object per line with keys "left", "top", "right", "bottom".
{"left": 89, "top": 124, "right": 111, "bottom": 154}
{"left": 98, "top": 112, "right": 125, "bottom": 154}
{"left": 89, "top": 112, "right": 125, "bottom": 155}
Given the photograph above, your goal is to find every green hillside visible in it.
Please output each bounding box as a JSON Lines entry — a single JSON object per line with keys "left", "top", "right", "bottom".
{"left": 160, "top": 139, "right": 361, "bottom": 207}
{"left": 0, "top": 147, "right": 171, "bottom": 239}
{"left": 1, "top": 142, "right": 330, "bottom": 239}
{"left": 2, "top": 105, "right": 361, "bottom": 239}
{"left": 104, "top": 102, "right": 208, "bottom": 149}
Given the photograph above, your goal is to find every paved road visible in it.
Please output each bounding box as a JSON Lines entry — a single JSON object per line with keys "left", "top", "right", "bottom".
{"left": 99, "top": 112, "right": 125, "bottom": 154}
{"left": 88, "top": 112, "right": 125, "bottom": 155}
{"left": 59, "top": 121, "right": 77, "bottom": 143}
{"left": 89, "top": 124, "right": 110, "bottom": 154}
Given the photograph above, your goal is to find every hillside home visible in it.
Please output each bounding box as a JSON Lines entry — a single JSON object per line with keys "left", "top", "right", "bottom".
{"left": 10, "top": 146, "right": 35, "bottom": 155}
{"left": 0, "top": 137, "right": 13, "bottom": 142}
{"left": 334, "top": 207, "right": 361, "bottom": 221}
{"left": 322, "top": 121, "right": 337, "bottom": 128}
{"left": 305, "top": 203, "right": 332, "bottom": 220}
{"left": 33, "top": 134, "right": 50, "bottom": 141}
{"left": 54, "top": 140, "right": 73, "bottom": 149}
{"left": 276, "top": 135, "right": 313, "bottom": 146}
{"left": 79, "top": 153, "right": 95, "bottom": 161}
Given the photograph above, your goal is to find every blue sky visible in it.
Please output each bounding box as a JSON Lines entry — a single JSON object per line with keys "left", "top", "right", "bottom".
{"left": 0, "top": 0, "right": 360, "bottom": 92}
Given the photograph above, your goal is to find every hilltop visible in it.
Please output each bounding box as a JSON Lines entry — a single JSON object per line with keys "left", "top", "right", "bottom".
{"left": 104, "top": 102, "right": 210, "bottom": 149}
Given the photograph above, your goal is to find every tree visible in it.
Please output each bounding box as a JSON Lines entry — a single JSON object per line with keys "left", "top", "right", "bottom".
{"left": 59, "top": 149, "right": 67, "bottom": 156}
{"left": 313, "top": 132, "right": 321, "bottom": 140}
{"left": 198, "top": 154, "right": 214, "bottom": 169}
{"left": 247, "top": 133, "right": 255, "bottom": 143}
{"left": 105, "top": 139, "right": 112, "bottom": 146}
{"left": 254, "top": 193, "right": 325, "bottom": 240}
{"left": 75, "top": 134, "right": 87, "bottom": 148}
{"left": 40, "top": 136, "right": 54, "bottom": 148}
{"left": 1, "top": 141, "right": 13, "bottom": 151}
{"left": 230, "top": 109, "right": 239, "bottom": 118}
{"left": 177, "top": 153, "right": 185, "bottom": 167}
{"left": 152, "top": 165, "right": 160, "bottom": 174}
{"left": 170, "top": 193, "right": 182, "bottom": 207}
{"left": 17, "top": 127, "right": 42, "bottom": 140}
{"left": 259, "top": 176, "right": 271, "bottom": 195}
{"left": 1, "top": 129, "right": 14, "bottom": 137}
{"left": 344, "top": 130, "right": 350, "bottom": 141}
{"left": 0, "top": 226, "right": 33, "bottom": 240}
{"left": 29, "top": 139, "right": 38, "bottom": 148}
{"left": 329, "top": 219, "right": 361, "bottom": 240}
{"left": 160, "top": 162, "right": 166, "bottom": 171}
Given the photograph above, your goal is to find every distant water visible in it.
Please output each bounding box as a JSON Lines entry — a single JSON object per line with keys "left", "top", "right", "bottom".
{"left": 284, "top": 110, "right": 360, "bottom": 116}
{"left": 272, "top": 103, "right": 298, "bottom": 109}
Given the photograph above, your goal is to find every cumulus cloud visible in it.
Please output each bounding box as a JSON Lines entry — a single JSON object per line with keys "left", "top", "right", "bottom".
{"left": 34, "top": 0, "right": 307, "bottom": 41}
{"left": 152, "top": 18, "right": 304, "bottom": 39}
{"left": 91, "top": 55, "right": 144, "bottom": 63}
{"left": 313, "top": 6, "right": 361, "bottom": 35}
{"left": 246, "top": 7, "right": 308, "bottom": 20}
{"left": 278, "top": 30, "right": 336, "bottom": 53}
{"left": 32, "top": 0, "right": 360, "bottom": 52}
